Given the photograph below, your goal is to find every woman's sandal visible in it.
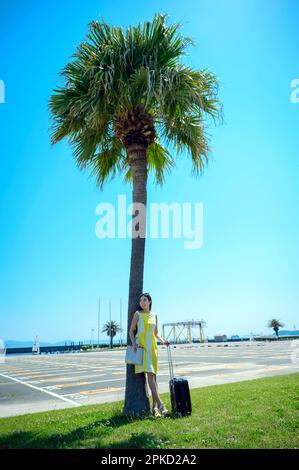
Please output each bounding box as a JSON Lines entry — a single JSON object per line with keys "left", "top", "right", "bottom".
{"left": 158, "top": 402, "right": 170, "bottom": 416}
{"left": 152, "top": 406, "right": 162, "bottom": 418}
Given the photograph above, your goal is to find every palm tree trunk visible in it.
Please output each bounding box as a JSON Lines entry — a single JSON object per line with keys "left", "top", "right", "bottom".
{"left": 123, "top": 144, "right": 150, "bottom": 418}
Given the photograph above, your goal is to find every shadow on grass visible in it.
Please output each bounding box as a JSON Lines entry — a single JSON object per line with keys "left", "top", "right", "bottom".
{"left": 96, "top": 431, "right": 169, "bottom": 449}
{"left": 0, "top": 407, "right": 179, "bottom": 449}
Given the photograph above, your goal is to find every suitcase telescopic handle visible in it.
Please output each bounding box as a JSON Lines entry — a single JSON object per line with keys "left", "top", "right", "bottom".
{"left": 167, "top": 345, "right": 174, "bottom": 380}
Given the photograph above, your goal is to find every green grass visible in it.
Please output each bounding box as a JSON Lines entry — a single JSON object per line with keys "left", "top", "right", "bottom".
{"left": 0, "top": 373, "right": 298, "bottom": 449}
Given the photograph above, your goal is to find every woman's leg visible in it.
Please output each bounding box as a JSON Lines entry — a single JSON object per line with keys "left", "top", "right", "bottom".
{"left": 153, "top": 374, "right": 162, "bottom": 406}
{"left": 147, "top": 373, "right": 162, "bottom": 408}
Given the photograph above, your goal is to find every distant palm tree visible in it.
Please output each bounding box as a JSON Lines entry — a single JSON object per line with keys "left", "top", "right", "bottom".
{"left": 49, "top": 13, "right": 223, "bottom": 417}
{"left": 268, "top": 319, "right": 284, "bottom": 337}
{"left": 101, "top": 321, "right": 123, "bottom": 349}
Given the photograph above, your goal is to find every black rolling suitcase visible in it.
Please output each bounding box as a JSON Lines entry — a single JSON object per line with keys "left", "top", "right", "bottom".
{"left": 167, "top": 345, "right": 192, "bottom": 417}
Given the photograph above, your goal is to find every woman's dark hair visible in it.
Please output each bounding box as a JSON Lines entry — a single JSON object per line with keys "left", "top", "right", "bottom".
{"left": 139, "top": 292, "right": 152, "bottom": 311}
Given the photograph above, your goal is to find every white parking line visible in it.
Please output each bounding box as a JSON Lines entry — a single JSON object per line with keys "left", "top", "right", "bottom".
{"left": 0, "top": 372, "right": 82, "bottom": 407}
{"left": 2, "top": 361, "right": 107, "bottom": 371}
{"left": 2, "top": 369, "right": 108, "bottom": 380}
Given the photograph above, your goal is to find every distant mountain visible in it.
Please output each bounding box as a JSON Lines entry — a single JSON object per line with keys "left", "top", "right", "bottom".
{"left": 4, "top": 339, "right": 79, "bottom": 348}
{"left": 3, "top": 339, "right": 114, "bottom": 348}
{"left": 276, "top": 330, "right": 299, "bottom": 337}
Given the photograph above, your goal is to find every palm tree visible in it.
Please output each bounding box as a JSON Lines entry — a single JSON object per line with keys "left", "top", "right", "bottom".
{"left": 101, "top": 321, "right": 123, "bottom": 349}
{"left": 49, "top": 13, "right": 223, "bottom": 418}
{"left": 268, "top": 319, "right": 284, "bottom": 337}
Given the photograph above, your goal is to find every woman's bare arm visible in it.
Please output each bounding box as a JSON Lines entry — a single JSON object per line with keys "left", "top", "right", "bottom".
{"left": 129, "top": 311, "right": 139, "bottom": 346}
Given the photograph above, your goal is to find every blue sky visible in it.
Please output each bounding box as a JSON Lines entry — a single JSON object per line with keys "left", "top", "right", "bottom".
{"left": 0, "top": 0, "right": 298, "bottom": 344}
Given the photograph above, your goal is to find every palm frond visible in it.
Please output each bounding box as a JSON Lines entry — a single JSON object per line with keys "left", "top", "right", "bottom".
{"left": 87, "top": 137, "right": 125, "bottom": 191}
{"left": 160, "top": 115, "right": 211, "bottom": 177}
{"left": 147, "top": 141, "right": 176, "bottom": 186}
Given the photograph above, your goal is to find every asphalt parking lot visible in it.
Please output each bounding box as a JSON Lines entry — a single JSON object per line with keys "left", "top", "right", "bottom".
{"left": 0, "top": 341, "right": 298, "bottom": 418}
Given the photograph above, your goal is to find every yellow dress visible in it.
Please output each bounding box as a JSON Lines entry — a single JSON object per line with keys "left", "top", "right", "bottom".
{"left": 134, "top": 311, "right": 158, "bottom": 375}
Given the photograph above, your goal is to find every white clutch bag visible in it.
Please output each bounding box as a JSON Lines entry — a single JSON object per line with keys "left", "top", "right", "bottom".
{"left": 125, "top": 345, "right": 144, "bottom": 365}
